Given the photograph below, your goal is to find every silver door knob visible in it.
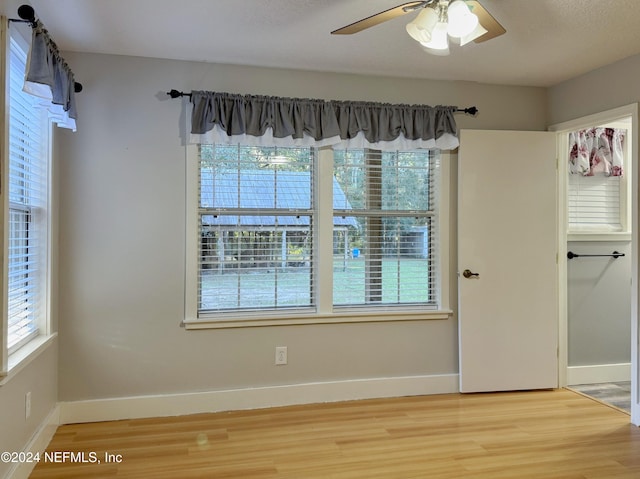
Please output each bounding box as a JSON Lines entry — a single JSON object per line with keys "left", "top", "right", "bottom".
{"left": 462, "top": 269, "right": 479, "bottom": 279}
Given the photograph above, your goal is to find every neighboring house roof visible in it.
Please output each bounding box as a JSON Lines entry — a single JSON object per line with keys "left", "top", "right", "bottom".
{"left": 200, "top": 170, "right": 358, "bottom": 228}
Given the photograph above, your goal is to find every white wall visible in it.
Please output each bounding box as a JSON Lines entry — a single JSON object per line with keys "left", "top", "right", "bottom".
{"left": 54, "top": 51, "right": 548, "bottom": 403}
{"left": 549, "top": 53, "right": 640, "bottom": 125}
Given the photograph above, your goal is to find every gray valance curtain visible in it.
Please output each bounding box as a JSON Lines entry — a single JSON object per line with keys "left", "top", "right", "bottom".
{"left": 22, "top": 20, "right": 77, "bottom": 130}
{"left": 190, "top": 91, "right": 459, "bottom": 151}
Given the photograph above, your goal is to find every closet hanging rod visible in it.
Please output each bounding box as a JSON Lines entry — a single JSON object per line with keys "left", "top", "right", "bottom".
{"left": 567, "top": 251, "right": 625, "bottom": 260}
{"left": 166, "top": 90, "right": 478, "bottom": 114}
{"left": 9, "top": 4, "right": 83, "bottom": 93}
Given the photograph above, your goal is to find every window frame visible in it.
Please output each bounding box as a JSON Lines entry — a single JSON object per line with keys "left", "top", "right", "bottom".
{"left": 1, "top": 21, "right": 54, "bottom": 377}
{"left": 184, "top": 145, "right": 452, "bottom": 329}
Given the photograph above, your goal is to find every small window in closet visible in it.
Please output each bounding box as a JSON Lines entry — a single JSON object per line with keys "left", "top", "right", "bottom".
{"left": 567, "top": 125, "right": 630, "bottom": 234}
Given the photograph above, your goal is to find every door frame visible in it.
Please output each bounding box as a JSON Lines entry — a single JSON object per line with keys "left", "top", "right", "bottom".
{"left": 549, "top": 103, "right": 639, "bottom": 426}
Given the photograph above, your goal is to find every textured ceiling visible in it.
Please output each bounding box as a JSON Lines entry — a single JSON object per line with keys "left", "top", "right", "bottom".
{"left": 17, "top": 0, "right": 640, "bottom": 87}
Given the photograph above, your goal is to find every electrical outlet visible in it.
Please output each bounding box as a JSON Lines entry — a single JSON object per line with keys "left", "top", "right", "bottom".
{"left": 275, "top": 346, "right": 287, "bottom": 365}
{"left": 25, "top": 392, "right": 31, "bottom": 419}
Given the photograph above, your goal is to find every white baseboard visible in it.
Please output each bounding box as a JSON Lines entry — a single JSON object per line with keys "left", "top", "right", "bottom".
{"left": 567, "top": 363, "right": 631, "bottom": 385}
{"left": 59, "top": 374, "right": 459, "bottom": 425}
{"left": 8, "top": 405, "right": 60, "bottom": 479}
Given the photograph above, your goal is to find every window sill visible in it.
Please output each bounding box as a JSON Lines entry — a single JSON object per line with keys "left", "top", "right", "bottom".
{"left": 183, "top": 309, "right": 453, "bottom": 330}
{"left": 0, "top": 333, "right": 57, "bottom": 386}
{"left": 568, "top": 232, "right": 632, "bottom": 242}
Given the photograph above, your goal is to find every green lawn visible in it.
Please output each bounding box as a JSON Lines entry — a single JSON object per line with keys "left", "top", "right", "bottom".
{"left": 200, "top": 257, "right": 432, "bottom": 311}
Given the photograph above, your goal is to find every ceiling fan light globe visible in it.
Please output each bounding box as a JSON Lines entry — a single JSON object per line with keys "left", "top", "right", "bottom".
{"left": 406, "top": 7, "right": 438, "bottom": 43}
{"left": 446, "top": 0, "right": 479, "bottom": 38}
{"left": 406, "top": 23, "right": 431, "bottom": 43}
{"left": 447, "top": 0, "right": 472, "bottom": 20}
{"left": 421, "top": 21, "right": 449, "bottom": 50}
{"left": 448, "top": 15, "right": 479, "bottom": 38}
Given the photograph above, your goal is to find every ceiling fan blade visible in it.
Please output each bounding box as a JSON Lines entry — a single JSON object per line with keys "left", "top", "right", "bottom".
{"left": 331, "top": 2, "right": 427, "bottom": 35}
{"left": 465, "top": 0, "right": 506, "bottom": 42}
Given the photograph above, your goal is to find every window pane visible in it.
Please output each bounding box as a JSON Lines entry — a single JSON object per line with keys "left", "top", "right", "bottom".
{"left": 333, "top": 150, "right": 438, "bottom": 308}
{"left": 333, "top": 150, "right": 366, "bottom": 209}
{"left": 200, "top": 145, "right": 312, "bottom": 209}
{"left": 7, "top": 36, "right": 47, "bottom": 351}
{"left": 199, "top": 221, "right": 313, "bottom": 311}
{"left": 334, "top": 150, "right": 432, "bottom": 212}
{"left": 198, "top": 145, "right": 314, "bottom": 314}
{"left": 7, "top": 208, "right": 39, "bottom": 348}
{"left": 333, "top": 217, "right": 434, "bottom": 306}
{"left": 390, "top": 151, "right": 432, "bottom": 211}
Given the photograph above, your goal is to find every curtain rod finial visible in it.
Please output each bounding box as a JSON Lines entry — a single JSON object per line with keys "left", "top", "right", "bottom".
{"left": 168, "top": 89, "right": 185, "bottom": 99}
{"left": 456, "top": 106, "right": 478, "bottom": 116}
{"left": 17, "top": 4, "right": 35, "bottom": 23}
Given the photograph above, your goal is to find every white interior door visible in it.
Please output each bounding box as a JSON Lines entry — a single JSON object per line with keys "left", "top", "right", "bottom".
{"left": 458, "top": 129, "right": 558, "bottom": 393}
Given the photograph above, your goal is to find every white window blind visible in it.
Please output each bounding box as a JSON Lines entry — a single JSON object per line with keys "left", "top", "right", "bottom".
{"left": 198, "top": 145, "right": 315, "bottom": 314}
{"left": 7, "top": 36, "right": 48, "bottom": 352}
{"left": 333, "top": 149, "right": 438, "bottom": 307}
{"left": 568, "top": 174, "right": 622, "bottom": 232}
{"left": 193, "top": 144, "right": 442, "bottom": 322}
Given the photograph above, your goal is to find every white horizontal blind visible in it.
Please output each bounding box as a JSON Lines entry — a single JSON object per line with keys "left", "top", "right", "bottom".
{"left": 333, "top": 149, "right": 438, "bottom": 308}
{"left": 198, "top": 144, "right": 315, "bottom": 314}
{"left": 7, "top": 37, "right": 48, "bottom": 351}
{"left": 568, "top": 174, "right": 622, "bottom": 231}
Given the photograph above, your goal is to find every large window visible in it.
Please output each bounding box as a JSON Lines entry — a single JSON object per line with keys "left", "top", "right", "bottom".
{"left": 188, "top": 144, "right": 444, "bottom": 326}
{"left": 5, "top": 33, "right": 50, "bottom": 354}
{"left": 333, "top": 149, "right": 437, "bottom": 307}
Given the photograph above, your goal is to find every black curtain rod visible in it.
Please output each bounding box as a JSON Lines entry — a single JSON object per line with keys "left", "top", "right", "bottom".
{"left": 166, "top": 90, "right": 478, "bottom": 114}
{"left": 567, "top": 251, "right": 625, "bottom": 260}
{"left": 9, "top": 4, "right": 83, "bottom": 93}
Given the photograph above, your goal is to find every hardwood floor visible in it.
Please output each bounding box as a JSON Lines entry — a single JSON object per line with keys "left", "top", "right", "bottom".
{"left": 30, "top": 389, "right": 640, "bottom": 478}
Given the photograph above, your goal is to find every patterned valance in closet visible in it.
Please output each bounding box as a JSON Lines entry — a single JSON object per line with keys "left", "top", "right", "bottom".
{"left": 568, "top": 127, "right": 625, "bottom": 177}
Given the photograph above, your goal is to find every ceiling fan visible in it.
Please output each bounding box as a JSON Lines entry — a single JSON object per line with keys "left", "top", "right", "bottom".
{"left": 331, "top": 0, "right": 505, "bottom": 55}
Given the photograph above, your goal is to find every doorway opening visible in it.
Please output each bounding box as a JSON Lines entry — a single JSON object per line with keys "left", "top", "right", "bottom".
{"left": 550, "top": 103, "right": 638, "bottom": 424}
